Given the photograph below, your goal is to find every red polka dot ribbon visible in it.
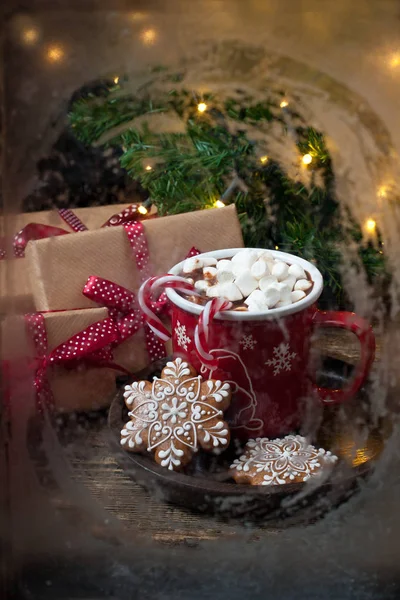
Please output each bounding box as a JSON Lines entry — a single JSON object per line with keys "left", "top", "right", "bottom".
{"left": 25, "top": 313, "right": 121, "bottom": 413}
{"left": 13, "top": 224, "right": 70, "bottom": 258}
{"left": 0, "top": 204, "right": 150, "bottom": 260}
{"left": 83, "top": 224, "right": 201, "bottom": 363}
{"left": 58, "top": 209, "right": 88, "bottom": 232}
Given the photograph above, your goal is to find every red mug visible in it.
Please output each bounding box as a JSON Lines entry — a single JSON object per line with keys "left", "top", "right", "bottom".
{"left": 162, "top": 249, "right": 375, "bottom": 440}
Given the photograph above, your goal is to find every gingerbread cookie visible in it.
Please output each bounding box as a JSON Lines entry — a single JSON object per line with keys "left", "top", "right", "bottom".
{"left": 230, "top": 435, "right": 338, "bottom": 486}
{"left": 120, "top": 357, "right": 232, "bottom": 471}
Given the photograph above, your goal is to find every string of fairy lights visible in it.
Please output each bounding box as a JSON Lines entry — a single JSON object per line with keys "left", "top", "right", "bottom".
{"left": 191, "top": 98, "right": 379, "bottom": 239}
{"left": 17, "top": 11, "right": 398, "bottom": 239}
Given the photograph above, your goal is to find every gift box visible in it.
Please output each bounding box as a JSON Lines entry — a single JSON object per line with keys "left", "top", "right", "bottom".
{"left": 1, "top": 307, "right": 118, "bottom": 413}
{"left": 26, "top": 205, "right": 243, "bottom": 311}
{"left": 0, "top": 203, "right": 138, "bottom": 317}
{"left": 25, "top": 205, "right": 243, "bottom": 373}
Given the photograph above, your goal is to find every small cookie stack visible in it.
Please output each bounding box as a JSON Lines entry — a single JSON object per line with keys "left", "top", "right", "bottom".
{"left": 182, "top": 249, "right": 313, "bottom": 310}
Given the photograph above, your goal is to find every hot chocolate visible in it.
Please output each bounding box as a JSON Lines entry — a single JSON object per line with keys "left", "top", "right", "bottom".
{"left": 178, "top": 249, "right": 314, "bottom": 311}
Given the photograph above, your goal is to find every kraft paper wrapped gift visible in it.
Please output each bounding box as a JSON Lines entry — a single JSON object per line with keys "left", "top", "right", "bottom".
{"left": 0, "top": 204, "right": 134, "bottom": 317}
{"left": 1, "top": 307, "right": 117, "bottom": 413}
{"left": 26, "top": 205, "right": 244, "bottom": 311}
{"left": 25, "top": 205, "right": 243, "bottom": 373}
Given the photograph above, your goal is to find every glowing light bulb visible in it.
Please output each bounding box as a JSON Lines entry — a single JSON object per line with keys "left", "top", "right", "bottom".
{"left": 389, "top": 53, "right": 400, "bottom": 68}
{"left": 260, "top": 155, "right": 268, "bottom": 164}
{"left": 302, "top": 153, "right": 313, "bottom": 165}
{"left": 138, "top": 205, "right": 148, "bottom": 215}
{"left": 280, "top": 100, "right": 289, "bottom": 108}
{"left": 365, "top": 218, "right": 376, "bottom": 233}
{"left": 378, "top": 185, "right": 388, "bottom": 198}
{"left": 46, "top": 44, "right": 64, "bottom": 63}
{"left": 275, "top": 245, "right": 279, "bottom": 250}
{"left": 214, "top": 200, "right": 225, "bottom": 208}
{"left": 113, "top": 76, "right": 119, "bottom": 84}
{"left": 141, "top": 28, "right": 157, "bottom": 46}
{"left": 197, "top": 102, "right": 207, "bottom": 113}
{"left": 22, "top": 27, "right": 39, "bottom": 45}
{"left": 145, "top": 165, "right": 152, "bottom": 171}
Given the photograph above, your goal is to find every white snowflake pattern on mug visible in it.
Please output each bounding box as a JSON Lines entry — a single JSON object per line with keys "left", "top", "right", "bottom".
{"left": 265, "top": 342, "right": 297, "bottom": 376}
{"left": 175, "top": 321, "right": 191, "bottom": 351}
{"left": 239, "top": 334, "right": 257, "bottom": 351}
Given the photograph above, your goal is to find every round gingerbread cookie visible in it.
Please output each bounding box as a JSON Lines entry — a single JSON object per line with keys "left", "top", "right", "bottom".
{"left": 230, "top": 435, "right": 338, "bottom": 486}
{"left": 120, "top": 357, "right": 232, "bottom": 471}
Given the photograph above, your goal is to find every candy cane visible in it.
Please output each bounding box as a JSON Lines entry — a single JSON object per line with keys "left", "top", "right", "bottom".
{"left": 138, "top": 275, "right": 195, "bottom": 342}
{"left": 194, "top": 298, "right": 232, "bottom": 369}
{"left": 139, "top": 276, "right": 232, "bottom": 369}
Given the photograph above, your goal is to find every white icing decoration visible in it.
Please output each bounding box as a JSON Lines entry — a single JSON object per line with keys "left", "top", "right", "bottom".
{"left": 174, "top": 320, "right": 191, "bottom": 351}
{"left": 201, "top": 421, "right": 229, "bottom": 447}
{"left": 157, "top": 440, "right": 185, "bottom": 470}
{"left": 120, "top": 358, "right": 230, "bottom": 470}
{"left": 161, "top": 398, "right": 188, "bottom": 423}
{"left": 123, "top": 380, "right": 148, "bottom": 405}
{"left": 265, "top": 342, "right": 297, "bottom": 376}
{"left": 231, "top": 435, "right": 338, "bottom": 485}
{"left": 120, "top": 420, "right": 148, "bottom": 449}
{"left": 239, "top": 334, "right": 257, "bottom": 351}
{"left": 205, "top": 380, "right": 231, "bottom": 403}
{"left": 163, "top": 357, "right": 191, "bottom": 379}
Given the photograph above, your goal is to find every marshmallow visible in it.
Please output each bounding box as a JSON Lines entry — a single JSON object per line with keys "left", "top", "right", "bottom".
{"left": 264, "top": 285, "right": 281, "bottom": 308}
{"left": 219, "top": 282, "right": 243, "bottom": 302}
{"left": 202, "top": 257, "right": 218, "bottom": 267}
{"left": 232, "top": 262, "right": 248, "bottom": 278}
{"left": 203, "top": 266, "right": 218, "bottom": 280}
{"left": 257, "top": 249, "right": 275, "bottom": 263}
{"left": 251, "top": 260, "right": 270, "bottom": 280}
{"left": 259, "top": 275, "right": 278, "bottom": 292}
{"left": 183, "top": 257, "right": 203, "bottom": 273}
{"left": 294, "top": 279, "right": 312, "bottom": 291}
{"left": 186, "top": 278, "right": 194, "bottom": 285}
{"left": 206, "top": 285, "right": 221, "bottom": 298}
{"left": 288, "top": 263, "right": 307, "bottom": 280}
{"left": 217, "top": 269, "right": 235, "bottom": 284}
{"left": 272, "top": 261, "right": 289, "bottom": 281}
{"left": 276, "top": 282, "right": 292, "bottom": 304}
{"left": 217, "top": 260, "right": 233, "bottom": 271}
{"left": 291, "top": 290, "right": 306, "bottom": 303}
{"left": 231, "top": 249, "right": 258, "bottom": 269}
{"left": 195, "top": 279, "right": 210, "bottom": 292}
{"left": 282, "top": 274, "right": 296, "bottom": 291}
{"left": 276, "top": 299, "right": 292, "bottom": 307}
{"left": 244, "top": 289, "right": 268, "bottom": 307}
{"left": 235, "top": 272, "right": 259, "bottom": 297}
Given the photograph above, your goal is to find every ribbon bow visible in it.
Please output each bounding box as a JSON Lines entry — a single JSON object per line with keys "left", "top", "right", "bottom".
{"left": 1, "top": 204, "right": 150, "bottom": 260}
{"left": 25, "top": 313, "right": 121, "bottom": 413}
{"left": 83, "top": 222, "right": 201, "bottom": 363}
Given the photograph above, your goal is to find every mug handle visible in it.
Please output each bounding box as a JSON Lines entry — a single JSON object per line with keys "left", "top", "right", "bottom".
{"left": 312, "top": 310, "right": 375, "bottom": 405}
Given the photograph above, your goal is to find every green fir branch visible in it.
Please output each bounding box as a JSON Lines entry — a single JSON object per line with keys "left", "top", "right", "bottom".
{"left": 68, "top": 74, "right": 387, "bottom": 308}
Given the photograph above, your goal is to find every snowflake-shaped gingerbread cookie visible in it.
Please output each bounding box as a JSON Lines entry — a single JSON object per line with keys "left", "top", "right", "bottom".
{"left": 120, "top": 357, "right": 232, "bottom": 471}
{"left": 230, "top": 435, "right": 338, "bottom": 486}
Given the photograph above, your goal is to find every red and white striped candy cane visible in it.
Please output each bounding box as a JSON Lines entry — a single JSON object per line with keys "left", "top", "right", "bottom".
{"left": 139, "top": 276, "right": 232, "bottom": 368}
{"left": 138, "top": 275, "right": 195, "bottom": 342}
{"left": 194, "top": 298, "right": 232, "bottom": 369}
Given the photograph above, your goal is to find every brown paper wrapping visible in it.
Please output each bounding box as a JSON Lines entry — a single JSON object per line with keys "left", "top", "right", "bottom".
{"left": 113, "top": 327, "right": 172, "bottom": 373}
{"left": 1, "top": 307, "right": 117, "bottom": 412}
{"left": 26, "top": 205, "right": 244, "bottom": 311}
{"left": 0, "top": 204, "right": 134, "bottom": 317}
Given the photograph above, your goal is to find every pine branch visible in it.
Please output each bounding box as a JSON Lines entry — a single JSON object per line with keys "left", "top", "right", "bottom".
{"left": 68, "top": 75, "right": 387, "bottom": 307}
